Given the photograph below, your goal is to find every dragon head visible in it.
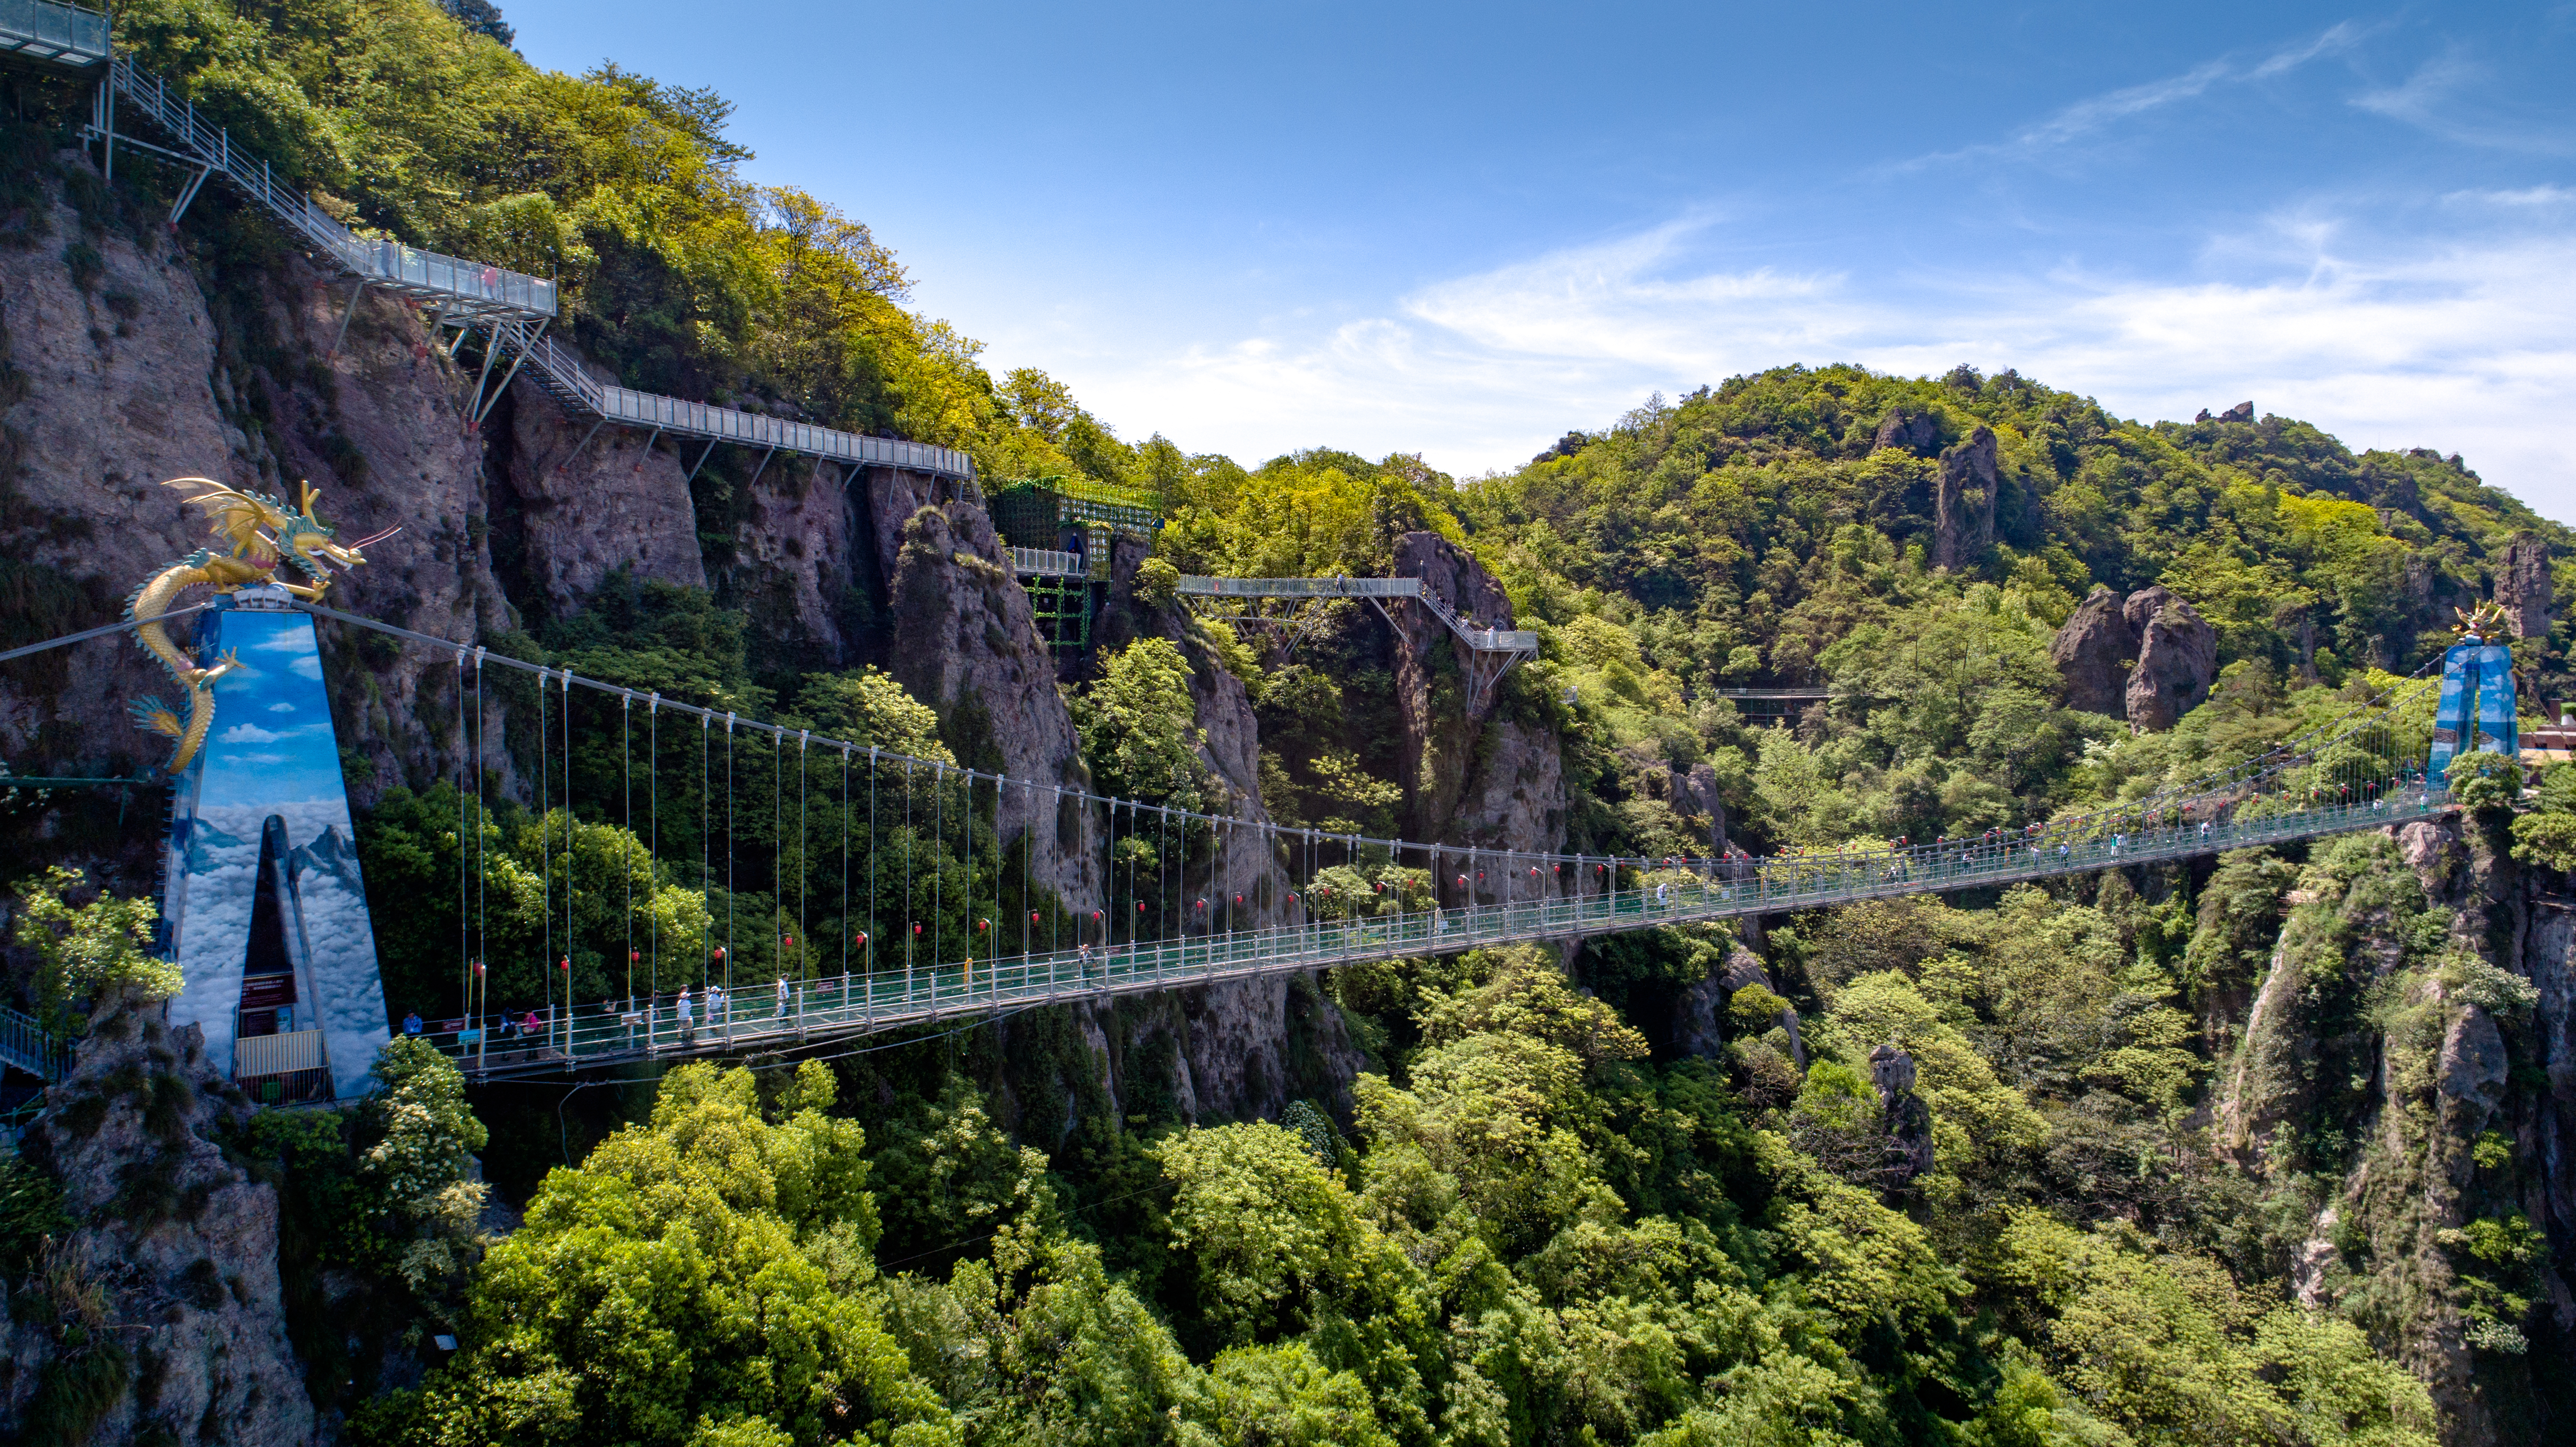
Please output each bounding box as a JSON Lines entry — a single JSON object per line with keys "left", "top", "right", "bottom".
{"left": 270, "top": 482, "right": 399, "bottom": 586}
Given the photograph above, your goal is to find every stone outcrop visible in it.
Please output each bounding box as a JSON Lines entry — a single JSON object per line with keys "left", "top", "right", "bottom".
{"left": 1931, "top": 424, "right": 1999, "bottom": 571}
{"left": 2123, "top": 585, "right": 2217, "bottom": 732}
{"left": 886, "top": 503, "right": 1099, "bottom": 914}
{"left": 1868, "top": 1043, "right": 1934, "bottom": 1192}
{"left": 1676, "top": 941, "right": 1805, "bottom": 1067}
{"left": 2499, "top": 532, "right": 2554, "bottom": 641}
{"left": 0, "top": 995, "right": 312, "bottom": 1445}
{"left": 1385, "top": 531, "right": 1569, "bottom": 866}
{"left": 2046, "top": 584, "right": 2215, "bottom": 730}
{"left": 2048, "top": 586, "right": 2137, "bottom": 717}
{"left": 1870, "top": 409, "right": 1938, "bottom": 456}
{"left": 2194, "top": 401, "right": 2255, "bottom": 424}
{"left": 490, "top": 362, "right": 704, "bottom": 622}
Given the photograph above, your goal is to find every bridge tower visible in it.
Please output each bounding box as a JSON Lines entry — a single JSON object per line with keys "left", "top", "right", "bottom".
{"left": 2428, "top": 623, "right": 2518, "bottom": 787}
{"left": 157, "top": 587, "right": 392, "bottom": 1103}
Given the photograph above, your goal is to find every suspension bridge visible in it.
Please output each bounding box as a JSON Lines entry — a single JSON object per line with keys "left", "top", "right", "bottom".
{"left": 0, "top": 571, "right": 2487, "bottom": 1088}
{"left": 308, "top": 598, "right": 2456, "bottom": 1083}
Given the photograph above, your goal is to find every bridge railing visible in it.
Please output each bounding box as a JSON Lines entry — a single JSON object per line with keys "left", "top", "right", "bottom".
{"left": 443, "top": 790, "right": 2440, "bottom": 1080}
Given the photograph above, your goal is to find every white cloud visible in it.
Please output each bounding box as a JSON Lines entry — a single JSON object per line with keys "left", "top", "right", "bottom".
{"left": 220, "top": 722, "right": 285, "bottom": 743}
{"left": 290, "top": 656, "right": 322, "bottom": 680}
{"left": 1894, "top": 23, "right": 2365, "bottom": 170}
{"left": 268, "top": 701, "right": 296, "bottom": 713}
{"left": 1080, "top": 215, "right": 2576, "bottom": 519}
{"left": 253, "top": 629, "right": 319, "bottom": 654}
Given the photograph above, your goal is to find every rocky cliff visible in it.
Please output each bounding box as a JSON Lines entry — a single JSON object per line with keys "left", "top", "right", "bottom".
{"left": 1386, "top": 531, "right": 1570, "bottom": 872}
{"left": 2212, "top": 814, "right": 2575, "bottom": 1443}
{"left": 2044, "top": 583, "right": 2218, "bottom": 731}
{"left": 1, "top": 994, "right": 310, "bottom": 1446}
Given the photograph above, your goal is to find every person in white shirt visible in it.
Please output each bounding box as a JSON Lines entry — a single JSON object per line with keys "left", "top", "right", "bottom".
{"left": 776, "top": 977, "right": 790, "bottom": 1017}
{"left": 675, "top": 986, "right": 694, "bottom": 1042}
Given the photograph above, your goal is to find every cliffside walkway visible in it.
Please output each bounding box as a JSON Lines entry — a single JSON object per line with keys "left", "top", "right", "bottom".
{"left": 1179, "top": 575, "right": 1540, "bottom": 708}
{"left": 437, "top": 790, "right": 2441, "bottom": 1082}
{"left": 3, "top": 0, "right": 974, "bottom": 483}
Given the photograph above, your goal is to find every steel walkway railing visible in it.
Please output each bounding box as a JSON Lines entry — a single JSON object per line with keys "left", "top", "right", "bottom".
{"left": 0, "top": 1004, "right": 70, "bottom": 1084}
{"left": 441, "top": 792, "right": 2441, "bottom": 1081}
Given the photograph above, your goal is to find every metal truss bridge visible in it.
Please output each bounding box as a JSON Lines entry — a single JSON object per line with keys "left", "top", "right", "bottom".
{"left": 4, "top": 0, "right": 972, "bottom": 484}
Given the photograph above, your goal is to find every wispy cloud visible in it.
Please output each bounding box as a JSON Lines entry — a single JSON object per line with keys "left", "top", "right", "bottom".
{"left": 1893, "top": 22, "right": 2365, "bottom": 172}
{"left": 2352, "top": 49, "right": 2576, "bottom": 154}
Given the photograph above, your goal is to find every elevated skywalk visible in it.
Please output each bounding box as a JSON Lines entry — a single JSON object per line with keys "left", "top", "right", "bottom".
{"left": 439, "top": 790, "right": 2440, "bottom": 1080}
{"left": 1179, "top": 575, "right": 1539, "bottom": 706}
{"left": 0, "top": 0, "right": 974, "bottom": 482}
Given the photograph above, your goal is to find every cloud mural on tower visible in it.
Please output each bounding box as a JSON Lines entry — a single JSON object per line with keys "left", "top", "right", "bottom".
{"left": 160, "top": 598, "right": 391, "bottom": 1099}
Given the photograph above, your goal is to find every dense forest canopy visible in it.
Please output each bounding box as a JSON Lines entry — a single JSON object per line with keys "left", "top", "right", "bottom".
{"left": 3, "top": 2, "right": 2573, "bottom": 1446}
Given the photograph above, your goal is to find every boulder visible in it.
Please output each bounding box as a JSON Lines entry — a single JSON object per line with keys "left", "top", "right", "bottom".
{"left": 0, "top": 995, "right": 314, "bottom": 1445}
{"left": 2123, "top": 586, "right": 2217, "bottom": 732}
{"left": 2048, "top": 585, "right": 2138, "bottom": 717}
{"left": 1871, "top": 409, "right": 1938, "bottom": 456}
{"left": 1931, "top": 424, "right": 1999, "bottom": 571}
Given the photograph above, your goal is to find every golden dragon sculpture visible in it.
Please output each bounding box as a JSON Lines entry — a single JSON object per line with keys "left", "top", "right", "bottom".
{"left": 126, "top": 477, "right": 396, "bottom": 773}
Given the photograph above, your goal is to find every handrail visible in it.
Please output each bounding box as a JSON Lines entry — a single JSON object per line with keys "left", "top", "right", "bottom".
{"left": 0, "top": 0, "right": 105, "bottom": 65}
{"left": 1010, "top": 547, "right": 1083, "bottom": 577}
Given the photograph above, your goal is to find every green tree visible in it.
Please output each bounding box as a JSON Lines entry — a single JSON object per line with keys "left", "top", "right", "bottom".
{"left": 11, "top": 866, "right": 173, "bottom": 1025}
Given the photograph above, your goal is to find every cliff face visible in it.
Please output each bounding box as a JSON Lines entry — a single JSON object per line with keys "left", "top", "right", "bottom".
{"left": 0, "top": 169, "right": 507, "bottom": 804}
{"left": 1386, "top": 531, "right": 1569, "bottom": 866}
{"left": 885, "top": 501, "right": 1099, "bottom": 915}
{"left": 2209, "top": 817, "right": 2576, "bottom": 1444}
{"left": 487, "top": 367, "right": 705, "bottom": 622}
{"left": 1, "top": 995, "right": 311, "bottom": 1446}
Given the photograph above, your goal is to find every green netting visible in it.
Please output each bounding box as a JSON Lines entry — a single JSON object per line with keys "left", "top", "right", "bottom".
{"left": 988, "top": 477, "right": 1162, "bottom": 548}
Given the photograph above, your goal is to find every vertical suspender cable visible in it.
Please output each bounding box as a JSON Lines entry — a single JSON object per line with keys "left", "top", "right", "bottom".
{"left": 799, "top": 733, "right": 809, "bottom": 987}
{"left": 650, "top": 694, "right": 660, "bottom": 1014}
{"left": 701, "top": 712, "right": 711, "bottom": 997}
{"left": 841, "top": 745, "right": 850, "bottom": 985}
{"left": 623, "top": 694, "right": 632, "bottom": 1009}
{"left": 457, "top": 647, "right": 468, "bottom": 1017}
{"left": 538, "top": 669, "right": 550, "bottom": 1035}
{"left": 561, "top": 672, "right": 574, "bottom": 1046}
{"left": 472, "top": 652, "right": 486, "bottom": 1028}
{"left": 725, "top": 714, "right": 736, "bottom": 1039}
{"left": 933, "top": 763, "right": 944, "bottom": 980}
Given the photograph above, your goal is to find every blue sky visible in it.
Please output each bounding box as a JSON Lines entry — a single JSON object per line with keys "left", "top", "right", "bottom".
{"left": 506, "top": 1, "right": 2576, "bottom": 519}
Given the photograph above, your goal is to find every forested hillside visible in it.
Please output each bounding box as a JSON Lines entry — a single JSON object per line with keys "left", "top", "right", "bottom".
{"left": 2, "top": 3, "right": 2573, "bottom": 1446}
